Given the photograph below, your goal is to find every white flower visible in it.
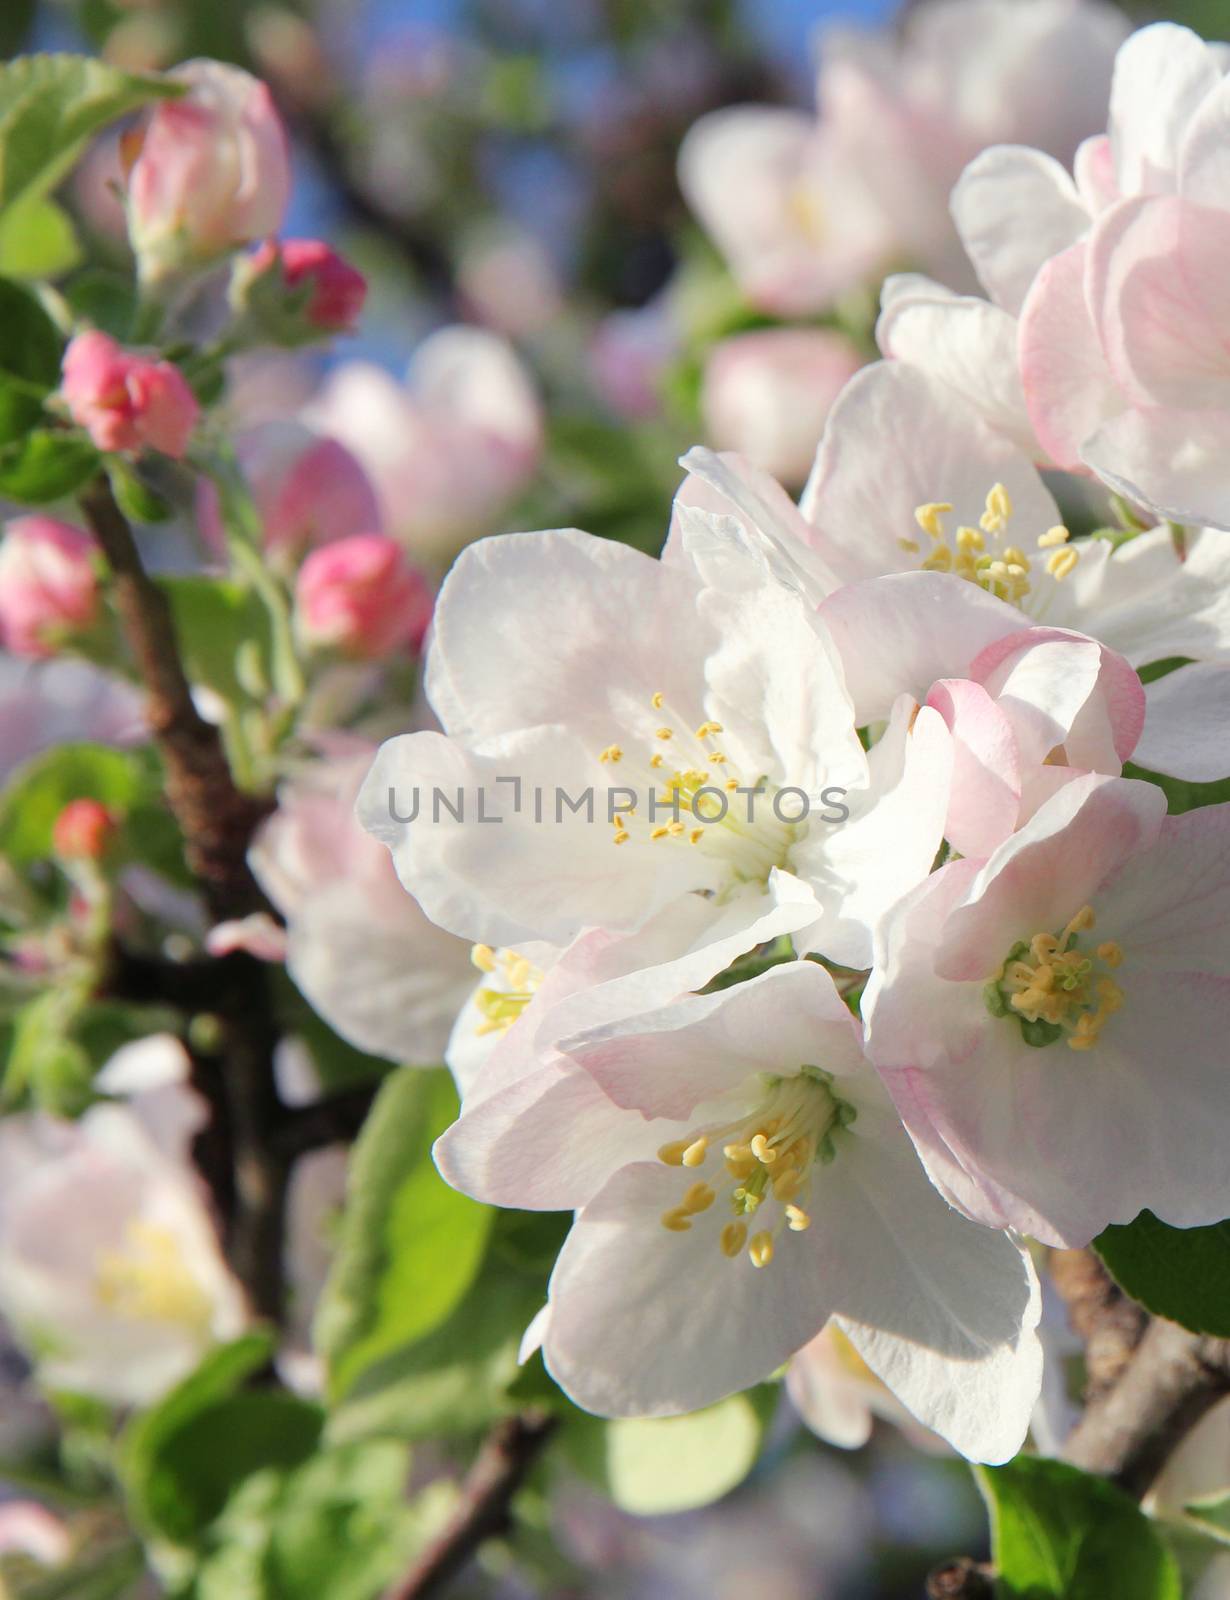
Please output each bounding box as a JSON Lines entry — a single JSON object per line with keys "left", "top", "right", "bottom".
{"left": 359, "top": 527, "right": 952, "bottom": 971}
{"left": 865, "top": 773, "right": 1230, "bottom": 1247}
{"left": 442, "top": 960, "right": 1042, "bottom": 1461}
{"left": 0, "top": 1040, "right": 247, "bottom": 1405}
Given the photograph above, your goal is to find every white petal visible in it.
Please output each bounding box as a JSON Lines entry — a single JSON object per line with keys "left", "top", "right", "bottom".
{"left": 1136, "top": 663, "right": 1230, "bottom": 781}
{"left": 950, "top": 146, "right": 1089, "bottom": 315}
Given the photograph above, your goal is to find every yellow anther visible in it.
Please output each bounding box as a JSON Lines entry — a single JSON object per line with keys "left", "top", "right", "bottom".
{"left": 956, "top": 525, "right": 986, "bottom": 553}
{"left": 612, "top": 830, "right": 629, "bottom": 845}
{"left": 683, "top": 1182, "right": 715, "bottom": 1214}
{"left": 656, "top": 727, "right": 673, "bottom": 741}
{"left": 721, "top": 1222, "right": 748, "bottom": 1258}
{"left": 915, "top": 501, "right": 953, "bottom": 539}
{"left": 682, "top": 1137, "right": 708, "bottom": 1168}
{"left": 650, "top": 753, "right": 664, "bottom": 768}
{"left": 981, "top": 482, "right": 1013, "bottom": 533}
{"left": 921, "top": 545, "right": 954, "bottom": 572}
{"left": 898, "top": 537, "right": 921, "bottom": 553}
{"left": 1064, "top": 906, "right": 1096, "bottom": 939}
{"left": 749, "top": 1231, "right": 774, "bottom": 1269}
{"left": 785, "top": 1204, "right": 811, "bottom": 1232}
{"left": 724, "top": 778, "right": 739, "bottom": 791}
{"left": 709, "top": 752, "right": 727, "bottom": 765}
{"left": 689, "top": 828, "right": 705, "bottom": 845}
{"left": 695, "top": 721, "right": 724, "bottom": 739}
{"left": 650, "top": 826, "right": 670, "bottom": 841}
{"left": 471, "top": 944, "right": 497, "bottom": 973}
{"left": 651, "top": 690, "right": 664, "bottom": 709}
{"left": 600, "top": 744, "right": 623, "bottom": 764}
{"left": 1002, "top": 545, "right": 1030, "bottom": 570}
{"left": 1046, "top": 547, "right": 1079, "bottom": 580}
{"left": 667, "top": 820, "right": 685, "bottom": 836}
{"left": 1097, "top": 941, "right": 1124, "bottom": 967}
{"left": 660, "top": 1207, "right": 693, "bottom": 1233}
{"left": 1037, "top": 524, "right": 1070, "bottom": 548}
{"left": 750, "top": 1133, "right": 777, "bottom": 1165}
{"left": 658, "top": 1140, "right": 689, "bottom": 1166}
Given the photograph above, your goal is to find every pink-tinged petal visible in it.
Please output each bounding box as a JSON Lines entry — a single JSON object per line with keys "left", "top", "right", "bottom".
{"left": 1073, "top": 133, "right": 1119, "bottom": 213}
{"left": 1081, "top": 406, "right": 1230, "bottom": 532}
{"left": 1018, "top": 241, "right": 1119, "bottom": 471}
{"left": 563, "top": 959, "right": 864, "bottom": 1122}
{"left": 819, "top": 570, "right": 1021, "bottom": 727}
{"left": 972, "top": 633, "right": 1104, "bottom": 770}
{"left": 876, "top": 281, "right": 1035, "bottom": 452}
{"left": 1136, "top": 663, "right": 1230, "bottom": 782}
{"left": 543, "top": 1159, "right": 838, "bottom": 1416}
{"left": 950, "top": 145, "right": 1090, "bottom": 315}
{"left": 925, "top": 679, "right": 1021, "bottom": 858}
{"left": 935, "top": 774, "right": 1165, "bottom": 983}
{"left": 802, "top": 363, "right": 1060, "bottom": 579}
{"left": 1086, "top": 195, "right": 1230, "bottom": 411}
{"left": 1108, "top": 22, "right": 1221, "bottom": 195}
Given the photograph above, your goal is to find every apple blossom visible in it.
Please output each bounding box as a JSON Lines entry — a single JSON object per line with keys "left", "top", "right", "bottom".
{"left": 249, "top": 744, "right": 475, "bottom": 1063}
{"left": 0, "top": 517, "right": 100, "bottom": 658}
{"left": 453, "top": 960, "right": 1042, "bottom": 1459}
{"left": 1133, "top": 662, "right": 1230, "bottom": 783}
{"left": 358, "top": 527, "right": 952, "bottom": 970}
{"left": 237, "top": 238, "right": 368, "bottom": 340}
{"left": 865, "top": 774, "right": 1230, "bottom": 1247}
{"left": 679, "top": 0, "right": 1127, "bottom": 315}
{"left": 294, "top": 534, "right": 435, "bottom": 659}
{"left": 301, "top": 327, "right": 543, "bottom": 564}
{"left": 124, "top": 59, "right": 291, "bottom": 283}
{"left": 0, "top": 1039, "right": 246, "bottom": 1405}
{"left": 700, "top": 328, "right": 863, "bottom": 488}
{"left": 677, "top": 363, "right": 1230, "bottom": 668}
{"left": 61, "top": 330, "right": 199, "bottom": 459}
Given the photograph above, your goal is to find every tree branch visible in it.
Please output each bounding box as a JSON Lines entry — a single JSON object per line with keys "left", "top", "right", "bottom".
{"left": 1051, "top": 1247, "right": 1147, "bottom": 1404}
{"left": 274, "top": 1082, "right": 380, "bottom": 1161}
{"left": 925, "top": 1559, "right": 995, "bottom": 1599}
{"left": 80, "top": 474, "right": 289, "bottom": 1322}
{"left": 1063, "top": 1317, "right": 1230, "bottom": 1497}
{"left": 384, "top": 1411, "right": 556, "bottom": 1600}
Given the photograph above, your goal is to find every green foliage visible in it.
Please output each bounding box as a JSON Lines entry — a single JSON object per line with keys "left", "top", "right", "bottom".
{"left": 326, "top": 1211, "right": 560, "bottom": 1446}
{"left": 317, "top": 1068, "right": 494, "bottom": 1401}
{"left": 65, "top": 268, "right": 137, "bottom": 340}
{"left": 1124, "top": 762, "right": 1230, "bottom": 817}
{"left": 0, "top": 193, "right": 81, "bottom": 279}
{"left": 160, "top": 576, "right": 275, "bottom": 704}
{"left": 0, "top": 54, "right": 178, "bottom": 216}
{"left": 0, "top": 428, "right": 99, "bottom": 502}
{"left": 107, "top": 456, "right": 173, "bottom": 524}
{"left": 0, "top": 276, "right": 63, "bottom": 443}
{"left": 0, "top": 743, "right": 146, "bottom": 866}
{"left": 1095, "top": 1211, "right": 1230, "bottom": 1337}
{"left": 1183, "top": 1491, "right": 1230, "bottom": 1546}
{"left": 564, "top": 1391, "right": 772, "bottom": 1515}
{"left": 976, "top": 1456, "right": 1182, "bottom": 1600}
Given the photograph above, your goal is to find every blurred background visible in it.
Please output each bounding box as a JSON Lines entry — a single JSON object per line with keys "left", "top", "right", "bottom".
{"left": 0, "top": 2, "right": 1220, "bottom": 1597}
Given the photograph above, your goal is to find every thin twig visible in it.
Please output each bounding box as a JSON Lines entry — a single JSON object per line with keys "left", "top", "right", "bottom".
{"left": 925, "top": 1559, "right": 995, "bottom": 1599}
{"left": 1064, "top": 1318, "right": 1230, "bottom": 1497}
{"left": 385, "top": 1411, "right": 556, "bottom": 1600}
{"left": 274, "top": 1082, "right": 381, "bottom": 1161}
{"left": 80, "top": 474, "right": 289, "bottom": 1321}
{"left": 1051, "top": 1247, "right": 1148, "bottom": 1403}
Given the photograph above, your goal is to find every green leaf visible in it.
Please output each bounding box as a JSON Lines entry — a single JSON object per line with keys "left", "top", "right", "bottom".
{"left": 976, "top": 1456, "right": 1182, "bottom": 1600}
{"left": 122, "top": 1331, "right": 313, "bottom": 1547}
{"left": 0, "top": 54, "right": 179, "bottom": 216}
{"left": 160, "top": 574, "right": 273, "bottom": 704}
{"left": 565, "top": 1393, "right": 770, "bottom": 1515}
{"left": 65, "top": 266, "right": 137, "bottom": 340}
{"left": 0, "top": 428, "right": 99, "bottom": 502}
{"left": 5, "top": 987, "right": 91, "bottom": 1110}
{"left": 1094, "top": 1210, "right": 1230, "bottom": 1337}
{"left": 107, "top": 455, "right": 172, "bottom": 523}
{"left": 317, "top": 1068, "right": 494, "bottom": 1401}
{"left": 1124, "top": 761, "right": 1230, "bottom": 817}
{"left": 0, "top": 743, "right": 140, "bottom": 865}
{"left": 0, "top": 192, "right": 80, "bottom": 279}
{"left": 0, "top": 275, "right": 62, "bottom": 442}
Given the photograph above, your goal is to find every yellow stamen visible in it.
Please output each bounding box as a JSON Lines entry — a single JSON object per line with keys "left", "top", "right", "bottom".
{"left": 749, "top": 1231, "right": 774, "bottom": 1268}
{"left": 721, "top": 1222, "right": 747, "bottom": 1258}
{"left": 471, "top": 944, "right": 496, "bottom": 973}
{"left": 599, "top": 744, "right": 623, "bottom": 763}
{"left": 683, "top": 1182, "right": 715, "bottom": 1214}
{"left": 1037, "top": 524, "right": 1070, "bottom": 548}
{"left": 682, "top": 1137, "right": 708, "bottom": 1168}
{"left": 651, "top": 690, "right": 664, "bottom": 709}
{"left": 785, "top": 1204, "right": 811, "bottom": 1232}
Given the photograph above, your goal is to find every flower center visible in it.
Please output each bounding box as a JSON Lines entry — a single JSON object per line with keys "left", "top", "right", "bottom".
{"left": 470, "top": 944, "right": 543, "bottom": 1036}
{"left": 94, "top": 1219, "right": 214, "bottom": 1331}
{"left": 905, "top": 485, "right": 1076, "bottom": 607}
{"left": 656, "top": 1067, "right": 856, "bottom": 1269}
{"left": 601, "top": 691, "right": 800, "bottom": 887}
{"left": 985, "top": 904, "right": 1124, "bottom": 1050}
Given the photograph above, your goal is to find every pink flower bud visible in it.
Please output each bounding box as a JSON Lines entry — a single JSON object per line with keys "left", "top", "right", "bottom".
{"left": 61, "top": 330, "right": 200, "bottom": 459}
{"left": 52, "top": 799, "right": 116, "bottom": 861}
{"left": 701, "top": 327, "right": 864, "bottom": 487}
{"left": 294, "top": 534, "right": 434, "bottom": 659}
{"left": 248, "top": 238, "right": 367, "bottom": 333}
{"left": 0, "top": 517, "right": 100, "bottom": 658}
{"left": 125, "top": 60, "right": 291, "bottom": 283}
